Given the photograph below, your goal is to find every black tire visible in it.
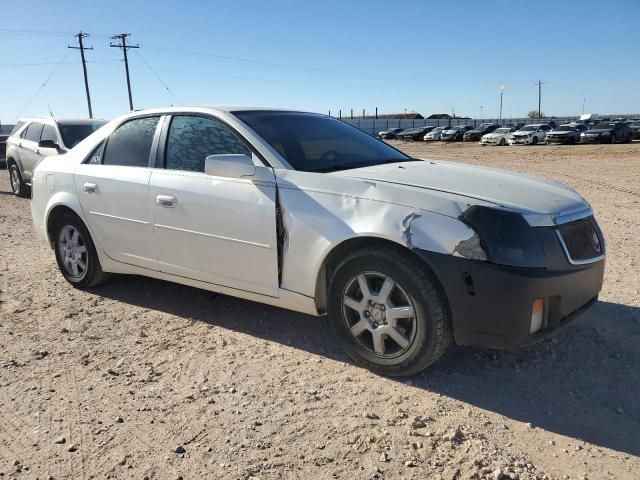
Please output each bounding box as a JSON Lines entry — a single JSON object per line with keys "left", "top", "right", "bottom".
{"left": 499, "top": 138, "right": 506, "bottom": 146}
{"left": 626, "top": 133, "right": 633, "bottom": 144}
{"left": 9, "top": 163, "right": 29, "bottom": 197}
{"left": 53, "top": 212, "right": 108, "bottom": 289}
{"left": 569, "top": 136, "right": 576, "bottom": 145}
{"left": 532, "top": 136, "right": 538, "bottom": 145}
{"left": 327, "top": 246, "right": 452, "bottom": 377}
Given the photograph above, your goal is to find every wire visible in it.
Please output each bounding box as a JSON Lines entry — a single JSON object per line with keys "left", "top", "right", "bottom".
{"left": 132, "top": 50, "right": 182, "bottom": 105}
{"left": 0, "top": 28, "right": 113, "bottom": 39}
{"left": 14, "top": 51, "right": 72, "bottom": 120}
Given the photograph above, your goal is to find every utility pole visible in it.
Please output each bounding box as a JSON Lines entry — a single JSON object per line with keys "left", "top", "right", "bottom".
{"left": 536, "top": 80, "right": 545, "bottom": 119}
{"left": 582, "top": 98, "right": 586, "bottom": 114}
{"left": 499, "top": 85, "right": 505, "bottom": 122}
{"left": 480, "top": 106, "right": 483, "bottom": 121}
{"left": 68, "top": 32, "right": 94, "bottom": 118}
{"left": 110, "top": 33, "right": 139, "bottom": 111}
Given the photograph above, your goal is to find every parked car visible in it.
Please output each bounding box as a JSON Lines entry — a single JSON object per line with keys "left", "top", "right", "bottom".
{"left": 479, "top": 127, "right": 516, "bottom": 146}
{"left": 463, "top": 123, "right": 500, "bottom": 142}
{"left": 441, "top": 125, "right": 472, "bottom": 142}
{"left": 378, "top": 128, "right": 404, "bottom": 140}
{"left": 30, "top": 106, "right": 605, "bottom": 376}
{"left": 627, "top": 120, "right": 640, "bottom": 139}
{"left": 508, "top": 124, "right": 552, "bottom": 145}
{"left": 396, "top": 126, "right": 433, "bottom": 141}
{"left": 6, "top": 117, "right": 106, "bottom": 196}
{"left": 0, "top": 134, "right": 8, "bottom": 167}
{"left": 580, "top": 122, "right": 633, "bottom": 144}
{"left": 545, "top": 124, "right": 589, "bottom": 145}
{"left": 424, "top": 126, "right": 448, "bottom": 141}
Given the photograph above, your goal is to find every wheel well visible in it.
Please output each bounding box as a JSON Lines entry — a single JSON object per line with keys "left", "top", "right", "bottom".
{"left": 46, "top": 205, "right": 81, "bottom": 249}
{"left": 6, "top": 157, "right": 16, "bottom": 167}
{"left": 314, "top": 236, "right": 439, "bottom": 313}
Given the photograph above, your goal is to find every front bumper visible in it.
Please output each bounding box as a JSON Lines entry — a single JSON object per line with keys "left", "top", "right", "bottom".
{"left": 581, "top": 135, "right": 607, "bottom": 144}
{"left": 546, "top": 135, "right": 574, "bottom": 144}
{"left": 480, "top": 137, "right": 503, "bottom": 145}
{"left": 415, "top": 247, "right": 604, "bottom": 349}
{"left": 509, "top": 136, "right": 534, "bottom": 145}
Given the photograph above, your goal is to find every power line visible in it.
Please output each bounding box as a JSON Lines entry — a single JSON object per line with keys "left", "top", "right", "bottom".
{"left": 132, "top": 49, "right": 181, "bottom": 105}
{"left": 14, "top": 51, "right": 72, "bottom": 120}
{"left": 68, "top": 32, "right": 94, "bottom": 118}
{"left": 110, "top": 33, "right": 139, "bottom": 111}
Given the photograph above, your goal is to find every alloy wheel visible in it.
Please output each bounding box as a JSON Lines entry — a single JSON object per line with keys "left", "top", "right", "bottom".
{"left": 342, "top": 271, "right": 417, "bottom": 358}
{"left": 10, "top": 168, "right": 20, "bottom": 193}
{"left": 57, "top": 225, "right": 89, "bottom": 280}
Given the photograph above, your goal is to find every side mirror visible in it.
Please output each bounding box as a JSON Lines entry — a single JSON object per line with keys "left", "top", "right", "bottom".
{"left": 38, "top": 139, "right": 59, "bottom": 150}
{"left": 204, "top": 154, "right": 273, "bottom": 182}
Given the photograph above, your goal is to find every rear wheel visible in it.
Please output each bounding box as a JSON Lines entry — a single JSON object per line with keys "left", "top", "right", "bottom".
{"left": 53, "top": 213, "right": 108, "bottom": 289}
{"left": 9, "top": 164, "right": 28, "bottom": 197}
{"left": 328, "top": 246, "right": 452, "bottom": 377}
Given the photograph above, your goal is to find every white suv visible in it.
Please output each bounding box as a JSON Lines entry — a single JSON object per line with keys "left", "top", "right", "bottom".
{"left": 508, "top": 124, "right": 552, "bottom": 145}
{"left": 6, "top": 117, "right": 105, "bottom": 196}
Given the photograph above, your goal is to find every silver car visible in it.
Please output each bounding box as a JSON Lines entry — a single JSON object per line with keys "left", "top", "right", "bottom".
{"left": 6, "top": 117, "right": 106, "bottom": 196}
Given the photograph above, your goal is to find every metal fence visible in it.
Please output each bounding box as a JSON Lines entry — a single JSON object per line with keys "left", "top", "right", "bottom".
{"left": 340, "top": 115, "right": 639, "bottom": 137}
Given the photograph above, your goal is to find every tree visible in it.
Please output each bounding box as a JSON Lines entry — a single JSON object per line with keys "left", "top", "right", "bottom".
{"left": 527, "top": 110, "right": 546, "bottom": 119}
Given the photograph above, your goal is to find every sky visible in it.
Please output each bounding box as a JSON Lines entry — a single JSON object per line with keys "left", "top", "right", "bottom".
{"left": 1, "top": 0, "right": 639, "bottom": 124}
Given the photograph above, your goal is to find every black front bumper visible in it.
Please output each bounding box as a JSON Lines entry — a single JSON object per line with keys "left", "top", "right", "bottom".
{"left": 546, "top": 136, "right": 573, "bottom": 144}
{"left": 415, "top": 248, "right": 604, "bottom": 349}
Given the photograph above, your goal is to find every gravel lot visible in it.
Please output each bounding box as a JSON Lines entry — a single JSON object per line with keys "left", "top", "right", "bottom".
{"left": 1, "top": 141, "right": 639, "bottom": 480}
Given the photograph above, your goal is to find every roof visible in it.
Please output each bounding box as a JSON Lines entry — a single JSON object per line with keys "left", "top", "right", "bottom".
{"left": 17, "top": 117, "right": 107, "bottom": 125}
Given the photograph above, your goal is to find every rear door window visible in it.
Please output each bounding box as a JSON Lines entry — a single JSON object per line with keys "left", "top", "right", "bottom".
{"left": 24, "top": 122, "right": 44, "bottom": 142}
{"left": 102, "top": 116, "right": 160, "bottom": 167}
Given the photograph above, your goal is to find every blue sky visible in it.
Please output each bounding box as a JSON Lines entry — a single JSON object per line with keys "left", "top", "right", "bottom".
{"left": 1, "top": 0, "right": 639, "bottom": 123}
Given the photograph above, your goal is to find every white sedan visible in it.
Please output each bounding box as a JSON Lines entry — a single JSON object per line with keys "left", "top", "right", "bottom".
{"left": 480, "top": 127, "right": 516, "bottom": 146}
{"left": 30, "top": 107, "right": 605, "bottom": 376}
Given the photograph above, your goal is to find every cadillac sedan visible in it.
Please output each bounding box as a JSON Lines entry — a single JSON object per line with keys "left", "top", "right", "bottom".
{"left": 31, "top": 107, "right": 605, "bottom": 377}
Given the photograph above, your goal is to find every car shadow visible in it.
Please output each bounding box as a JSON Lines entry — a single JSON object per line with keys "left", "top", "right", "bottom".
{"left": 95, "top": 275, "right": 640, "bottom": 456}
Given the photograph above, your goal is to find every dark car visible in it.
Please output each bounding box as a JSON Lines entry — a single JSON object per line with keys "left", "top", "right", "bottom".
{"left": 441, "top": 125, "right": 473, "bottom": 142}
{"left": 463, "top": 123, "right": 500, "bottom": 142}
{"left": 0, "top": 135, "right": 8, "bottom": 167}
{"left": 396, "top": 126, "right": 434, "bottom": 141}
{"left": 545, "top": 124, "right": 588, "bottom": 145}
{"left": 580, "top": 122, "right": 633, "bottom": 144}
{"left": 377, "top": 127, "right": 404, "bottom": 140}
{"left": 628, "top": 120, "right": 640, "bottom": 139}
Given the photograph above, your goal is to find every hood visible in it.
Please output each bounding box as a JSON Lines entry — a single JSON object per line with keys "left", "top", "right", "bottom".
{"left": 547, "top": 130, "right": 573, "bottom": 135}
{"left": 585, "top": 128, "right": 612, "bottom": 134}
{"left": 333, "top": 160, "right": 588, "bottom": 216}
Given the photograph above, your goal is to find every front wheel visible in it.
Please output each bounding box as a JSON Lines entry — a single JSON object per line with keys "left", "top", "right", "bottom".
{"left": 328, "top": 246, "right": 452, "bottom": 377}
{"left": 499, "top": 138, "right": 506, "bottom": 146}
{"left": 53, "top": 213, "right": 108, "bottom": 289}
{"left": 532, "top": 136, "right": 539, "bottom": 145}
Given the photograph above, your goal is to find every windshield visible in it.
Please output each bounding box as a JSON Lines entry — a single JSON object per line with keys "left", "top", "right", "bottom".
{"left": 59, "top": 122, "right": 106, "bottom": 148}
{"left": 556, "top": 125, "right": 575, "bottom": 131}
{"left": 593, "top": 123, "right": 615, "bottom": 130}
{"left": 520, "top": 126, "right": 537, "bottom": 132}
{"left": 431, "top": 127, "right": 444, "bottom": 133}
{"left": 494, "top": 128, "right": 511, "bottom": 134}
{"left": 234, "top": 111, "right": 412, "bottom": 173}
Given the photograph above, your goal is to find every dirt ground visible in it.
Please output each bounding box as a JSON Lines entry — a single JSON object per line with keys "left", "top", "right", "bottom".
{"left": 0, "top": 141, "right": 639, "bottom": 480}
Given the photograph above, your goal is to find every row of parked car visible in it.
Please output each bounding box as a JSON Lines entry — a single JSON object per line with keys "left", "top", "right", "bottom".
{"left": 379, "top": 119, "right": 640, "bottom": 146}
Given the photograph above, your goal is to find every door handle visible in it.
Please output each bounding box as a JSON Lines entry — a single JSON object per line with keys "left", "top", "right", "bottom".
{"left": 156, "top": 194, "right": 177, "bottom": 208}
{"left": 83, "top": 182, "right": 98, "bottom": 194}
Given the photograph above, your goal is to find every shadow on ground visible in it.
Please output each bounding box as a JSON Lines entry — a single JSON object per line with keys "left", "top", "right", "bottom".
{"left": 96, "top": 275, "right": 640, "bottom": 456}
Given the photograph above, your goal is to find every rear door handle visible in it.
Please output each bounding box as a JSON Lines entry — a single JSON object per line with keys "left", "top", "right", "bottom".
{"left": 83, "top": 182, "right": 98, "bottom": 194}
{"left": 156, "top": 194, "right": 177, "bottom": 208}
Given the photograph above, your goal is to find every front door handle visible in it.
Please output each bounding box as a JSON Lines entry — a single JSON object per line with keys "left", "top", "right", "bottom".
{"left": 83, "top": 182, "right": 98, "bottom": 194}
{"left": 156, "top": 194, "right": 177, "bottom": 208}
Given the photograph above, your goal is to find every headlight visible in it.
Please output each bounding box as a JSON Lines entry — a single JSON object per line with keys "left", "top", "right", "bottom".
{"left": 459, "top": 206, "right": 546, "bottom": 268}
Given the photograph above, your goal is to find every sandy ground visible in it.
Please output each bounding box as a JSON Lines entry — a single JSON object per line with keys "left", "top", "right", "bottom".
{"left": 0, "top": 141, "right": 639, "bottom": 480}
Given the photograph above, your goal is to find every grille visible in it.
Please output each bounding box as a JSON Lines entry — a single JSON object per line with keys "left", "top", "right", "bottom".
{"left": 557, "top": 217, "right": 604, "bottom": 263}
